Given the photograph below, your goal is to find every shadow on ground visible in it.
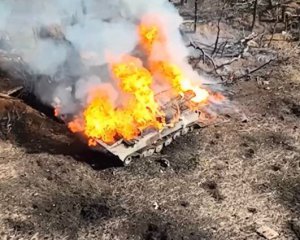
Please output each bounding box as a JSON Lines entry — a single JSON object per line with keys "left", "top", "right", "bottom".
{"left": 0, "top": 90, "right": 205, "bottom": 174}
{"left": 129, "top": 211, "right": 212, "bottom": 240}
{"left": 269, "top": 175, "right": 300, "bottom": 215}
{"left": 272, "top": 174, "right": 300, "bottom": 238}
{"left": 0, "top": 100, "right": 123, "bottom": 170}
{"left": 254, "top": 169, "right": 300, "bottom": 238}
{"left": 2, "top": 188, "right": 213, "bottom": 239}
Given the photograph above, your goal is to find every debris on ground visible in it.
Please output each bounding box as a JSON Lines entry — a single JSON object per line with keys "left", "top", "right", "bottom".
{"left": 256, "top": 225, "right": 280, "bottom": 239}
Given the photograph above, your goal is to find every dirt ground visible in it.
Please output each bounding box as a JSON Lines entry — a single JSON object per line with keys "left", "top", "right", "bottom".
{"left": 0, "top": 1, "right": 300, "bottom": 240}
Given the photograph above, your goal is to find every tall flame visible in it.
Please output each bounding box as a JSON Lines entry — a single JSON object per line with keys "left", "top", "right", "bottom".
{"left": 64, "top": 15, "right": 218, "bottom": 146}
{"left": 138, "top": 15, "right": 209, "bottom": 104}
{"left": 68, "top": 57, "right": 164, "bottom": 145}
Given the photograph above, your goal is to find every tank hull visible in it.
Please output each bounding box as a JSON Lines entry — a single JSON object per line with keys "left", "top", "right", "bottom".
{"left": 90, "top": 109, "right": 201, "bottom": 165}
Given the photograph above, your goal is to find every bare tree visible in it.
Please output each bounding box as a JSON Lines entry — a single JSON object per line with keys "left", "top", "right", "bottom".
{"left": 251, "top": 0, "right": 258, "bottom": 31}
{"left": 194, "top": 0, "right": 199, "bottom": 32}
{"left": 212, "top": 1, "right": 227, "bottom": 56}
{"left": 267, "top": 0, "right": 272, "bottom": 8}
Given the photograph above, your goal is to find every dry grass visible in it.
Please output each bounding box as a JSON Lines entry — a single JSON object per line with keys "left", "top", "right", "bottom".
{"left": 0, "top": 2, "right": 300, "bottom": 239}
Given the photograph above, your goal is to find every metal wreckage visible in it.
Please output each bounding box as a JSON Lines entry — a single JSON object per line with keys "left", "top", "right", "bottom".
{"left": 0, "top": 18, "right": 222, "bottom": 165}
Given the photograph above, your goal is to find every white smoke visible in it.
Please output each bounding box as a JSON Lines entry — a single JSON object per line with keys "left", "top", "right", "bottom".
{"left": 0, "top": 0, "right": 200, "bottom": 114}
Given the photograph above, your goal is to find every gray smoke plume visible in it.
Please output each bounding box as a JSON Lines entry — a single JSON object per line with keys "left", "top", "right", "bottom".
{"left": 0, "top": 0, "right": 197, "bottom": 114}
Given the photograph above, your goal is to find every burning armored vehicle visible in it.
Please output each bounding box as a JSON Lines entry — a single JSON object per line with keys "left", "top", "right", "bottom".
{"left": 54, "top": 17, "right": 223, "bottom": 164}
{"left": 0, "top": 1, "right": 223, "bottom": 164}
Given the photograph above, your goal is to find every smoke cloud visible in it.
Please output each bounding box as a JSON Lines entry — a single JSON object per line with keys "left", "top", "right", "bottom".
{"left": 0, "top": 0, "right": 198, "bottom": 114}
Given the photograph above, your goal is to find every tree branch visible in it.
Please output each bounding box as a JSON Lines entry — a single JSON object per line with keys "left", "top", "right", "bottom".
{"left": 234, "top": 59, "right": 275, "bottom": 80}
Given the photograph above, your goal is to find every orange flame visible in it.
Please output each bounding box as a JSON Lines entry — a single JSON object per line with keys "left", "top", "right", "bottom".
{"left": 68, "top": 57, "right": 164, "bottom": 144}
{"left": 138, "top": 25, "right": 159, "bottom": 53}
{"left": 61, "top": 15, "right": 222, "bottom": 146}
{"left": 54, "top": 107, "right": 60, "bottom": 117}
{"left": 139, "top": 16, "right": 210, "bottom": 104}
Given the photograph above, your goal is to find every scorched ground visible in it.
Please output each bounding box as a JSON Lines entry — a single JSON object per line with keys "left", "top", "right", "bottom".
{"left": 0, "top": 1, "right": 300, "bottom": 240}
